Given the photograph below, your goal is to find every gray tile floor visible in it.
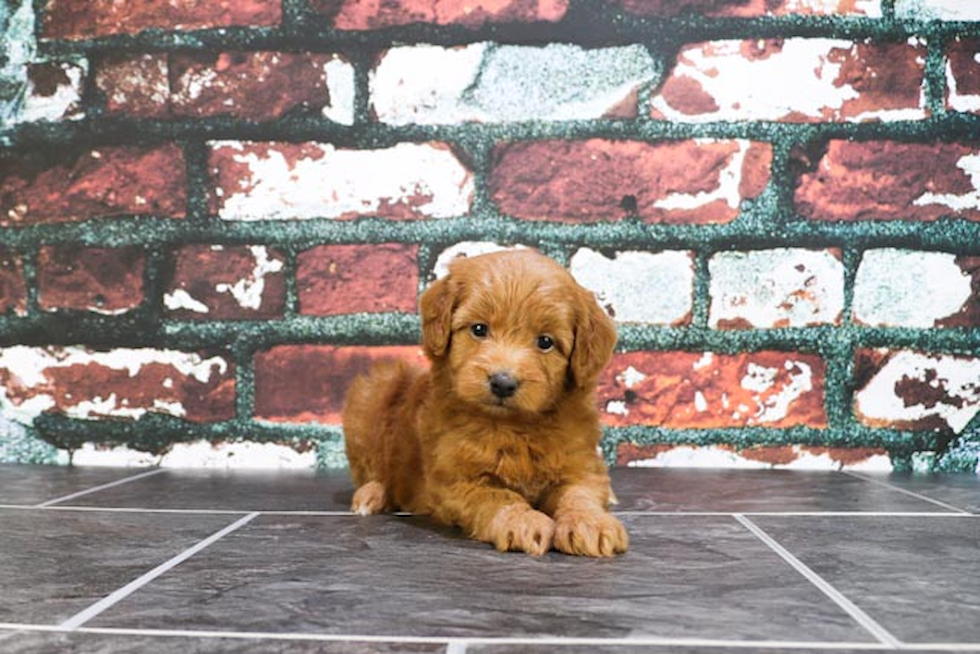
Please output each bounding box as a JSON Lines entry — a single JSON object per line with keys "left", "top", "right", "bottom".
{"left": 0, "top": 464, "right": 977, "bottom": 653}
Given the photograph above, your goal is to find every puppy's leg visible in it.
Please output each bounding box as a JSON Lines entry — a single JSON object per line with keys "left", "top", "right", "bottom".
{"left": 435, "top": 484, "right": 555, "bottom": 556}
{"left": 343, "top": 360, "right": 421, "bottom": 515}
{"left": 541, "top": 477, "right": 628, "bottom": 558}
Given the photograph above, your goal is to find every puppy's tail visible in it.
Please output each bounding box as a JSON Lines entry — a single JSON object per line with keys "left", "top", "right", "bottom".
{"left": 342, "top": 358, "right": 425, "bottom": 513}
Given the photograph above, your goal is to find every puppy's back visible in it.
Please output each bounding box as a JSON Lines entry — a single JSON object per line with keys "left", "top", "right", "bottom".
{"left": 342, "top": 358, "right": 429, "bottom": 510}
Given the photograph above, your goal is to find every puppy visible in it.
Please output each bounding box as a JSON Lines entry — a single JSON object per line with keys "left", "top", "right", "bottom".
{"left": 342, "top": 249, "right": 627, "bottom": 557}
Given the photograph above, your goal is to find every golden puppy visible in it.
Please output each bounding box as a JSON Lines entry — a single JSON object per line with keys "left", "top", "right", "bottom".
{"left": 342, "top": 249, "right": 627, "bottom": 557}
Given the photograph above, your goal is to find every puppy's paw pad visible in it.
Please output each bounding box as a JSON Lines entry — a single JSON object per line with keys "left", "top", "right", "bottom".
{"left": 490, "top": 505, "right": 555, "bottom": 556}
{"left": 554, "top": 511, "right": 628, "bottom": 558}
{"left": 351, "top": 481, "right": 386, "bottom": 515}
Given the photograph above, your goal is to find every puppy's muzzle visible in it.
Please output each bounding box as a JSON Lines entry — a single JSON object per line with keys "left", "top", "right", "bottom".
{"left": 489, "top": 372, "right": 519, "bottom": 399}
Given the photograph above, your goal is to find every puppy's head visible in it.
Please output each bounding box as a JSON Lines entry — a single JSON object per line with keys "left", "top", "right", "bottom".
{"left": 420, "top": 250, "right": 616, "bottom": 416}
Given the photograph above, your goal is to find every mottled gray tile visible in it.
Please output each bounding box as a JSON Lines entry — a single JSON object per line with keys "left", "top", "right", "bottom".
{"left": 0, "top": 630, "right": 445, "bottom": 654}
{"left": 609, "top": 468, "right": 955, "bottom": 513}
{"left": 0, "top": 509, "right": 238, "bottom": 624}
{"left": 751, "top": 515, "right": 980, "bottom": 645}
{"left": 92, "top": 514, "right": 874, "bottom": 644}
{"left": 849, "top": 472, "right": 980, "bottom": 514}
{"left": 65, "top": 468, "right": 354, "bottom": 512}
{"left": 467, "top": 646, "right": 979, "bottom": 654}
{"left": 0, "top": 464, "right": 157, "bottom": 506}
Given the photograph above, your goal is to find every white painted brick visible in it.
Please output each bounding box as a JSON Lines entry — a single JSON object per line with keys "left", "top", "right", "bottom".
{"left": 856, "top": 350, "right": 980, "bottom": 433}
{"left": 651, "top": 38, "right": 927, "bottom": 123}
{"left": 371, "top": 43, "right": 656, "bottom": 125}
{"left": 709, "top": 249, "right": 844, "bottom": 328}
{"left": 853, "top": 249, "right": 973, "bottom": 327}
{"left": 212, "top": 142, "right": 474, "bottom": 221}
{"left": 896, "top": 0, "right": 980, "bottom": 20}
{"left": 570, "top": 248, "right": 694, "bottom": 325}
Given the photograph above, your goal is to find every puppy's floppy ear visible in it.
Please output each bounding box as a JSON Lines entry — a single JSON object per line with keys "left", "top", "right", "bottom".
{"left": 420, "top": 275, "right": 457, "bottom": 359}
{"left": 569, "top": 288, "right": 617, "bottom": 389}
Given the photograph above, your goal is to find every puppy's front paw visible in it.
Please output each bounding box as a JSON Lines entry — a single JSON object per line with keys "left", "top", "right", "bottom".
{"left": 351, "top": 481, "right": 387, "bottom": 515}
{"left": 554, "top": 511, "right": 628, "bottom": 557}
{"left": 487, "top": 504, "right": 555, "bottom": 556}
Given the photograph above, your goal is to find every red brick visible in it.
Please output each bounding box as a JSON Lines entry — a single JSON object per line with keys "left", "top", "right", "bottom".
{"left": 315, "top": 0, "right": 566, "bottom": 29}
{"left": 490, "top": 139, "right": 771, "bottom": 224}
{"left": 297, "top": 244, "right": 419, "bottom": 316}
{"left": 95, "top": 54, "right": 171, "bottom": 119}
{"left": 42, "top": 0, "right": 280, "bottom": 40}
{"left": 0, "top": 145, "right": 186, "bottom": 227}
{"left": 613, "top": 0, "right": 880, "bottom": 17}
{"left": 598, "top": 351, "right": 827, "bottom": 428}
{"left": 651, "top": 39, "right": 926, "bottom": 123}
{"left": 254, "top": 345, "right": 427, "bottom": 424}
{"left": 165, "top": 245, "right": 286, "bottom": 319}
{"left": 38, "top": 246, "right": 145, "bottom": 315}
{"left": 947, "top": 37, "right": 980, "bottom": 113}
{"left": 794, "top": 141, "right": 980, "bottom": 222}
{"left": 0, "top": 347, "right": 235, "bottom": 423}
{"left": 96, "top": 52, "right": 344, "bottom": 121}
{"left": 0, "top": 249, "right": 27, "bottom": 316}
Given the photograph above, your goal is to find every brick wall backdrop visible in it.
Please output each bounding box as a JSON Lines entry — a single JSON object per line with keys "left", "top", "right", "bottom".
{"left": 1, "top": 0, "right": 978, "bottom": 472}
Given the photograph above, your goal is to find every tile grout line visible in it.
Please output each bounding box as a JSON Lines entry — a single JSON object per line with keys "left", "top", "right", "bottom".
{"left": 57, "top": 512, "right": 260, "bottom": 632}
{"left": 841, "top": 471, "right": 973, "bottom": 515}
{"left": 733, "top": 514, "right": 903, "bottom": 650}
{"left": 2, "top": 503, "right": 978, "bottom": 518}
{"left": 35, "top": 468, "right": 167, "bottom": 508}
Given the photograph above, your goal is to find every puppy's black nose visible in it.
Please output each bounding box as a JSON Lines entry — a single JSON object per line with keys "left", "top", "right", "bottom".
{"left": 489, "top": 372, "right": 519, "bottom": 399}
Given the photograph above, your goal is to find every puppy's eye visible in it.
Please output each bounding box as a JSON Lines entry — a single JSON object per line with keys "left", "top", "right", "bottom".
{"left": 537, "top": 335, "right": 555, "bottom": 352}
{"left": 470, "top": 323, "right": 489, "bottom": 338}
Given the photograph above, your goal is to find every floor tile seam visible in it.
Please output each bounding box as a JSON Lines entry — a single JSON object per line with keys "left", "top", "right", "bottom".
{"left": 56, "top": 512, "right": 260, "bottom": 631}
{"left": 733, "top": 514, "right": 904, "bottom": 650}
{"left": 841, "top": 472, "right": 973, "bottom": 515}
{"left": 2, "top": 623, "right": 978, "bottom": 651}
{"left": 34, "top": 469, "right": 167, "bottom": 508}
{"left": 2, "top": 504, "right": 977, "bottom": 518}
{"left": 0, "top": 623, "right": 899, "bottom": 649}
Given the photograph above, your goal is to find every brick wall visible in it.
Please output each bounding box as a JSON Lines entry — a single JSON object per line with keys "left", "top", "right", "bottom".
{"left": 1, "top": 0, "right": 979, "bottom": 472}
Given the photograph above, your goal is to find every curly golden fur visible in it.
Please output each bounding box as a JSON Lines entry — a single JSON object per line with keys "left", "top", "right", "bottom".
{"left": 342, "top": 249, "right": 627, "bottom": 557}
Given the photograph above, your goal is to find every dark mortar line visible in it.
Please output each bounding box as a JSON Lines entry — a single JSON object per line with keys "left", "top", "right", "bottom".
{"left": 182, "top": 140, "right": 212, "bottom": 222}
{"left": 0, "top": 319, "right": 960, "bottom": 355}
{"left": 232, "top": 340, "right": 257, "bottom": 423}
{"left": 139, "top": 246, "right": 169, "bottom": 327}
{"left": 924, "top": 30, "right": 950, "bottom": 116}
{"left": 21, "top": 246, "right": 40, "bottom": 317}
{"left": 600, "top": 424, "right": 940, "bottom": 460}
{"left": 882, "top": 0, "right": 897, "bottom": 23}
{"left": 6, "top": 113, "right": 980, "bottom": 159}
{"left": 282, "top": 246, "right": 300, "bottom": 318}
{"left": 35, "top": 13, "right": 980, "bottom": 59}
{"left": 4, "top": 215, "right": 980, "bottom": 254}
{"left": 691, "top": 251, "right": 711, "bottom": 330}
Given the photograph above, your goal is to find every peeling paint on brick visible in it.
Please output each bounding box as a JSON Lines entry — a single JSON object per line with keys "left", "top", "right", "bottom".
{"left": 17, "top": 61, "right": 86, "bottom": 124}
{"left": 598, "top": 351, "right": 827, "bottom": 428}
{"left": 853, "top": 249, "right": 973, "bottom": 327}
{"left": 855, "top": 350, "right": 980, "bottom": 433}
{"left": 618, "top": 444, "right": 890, "bottom": 470}
{"left": 569, "top": 248, "right": 695, "bottom": 325}
{"left": 709, "top": 249, "right": 844, "bottom": 328}
{"left": 372, "top": 43, "right": 656, "bottom": 124}
{"left": 0, "top": 347, "right": 234, "bottom": 424}
{"left": 210, "top": 141, "right": 474, "bottom": 221}
{"left": 946, "top": 38, "right": 980, "bottom": 114}
{"left": 651, "top": 39, "right": 927, "bottom": 123}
